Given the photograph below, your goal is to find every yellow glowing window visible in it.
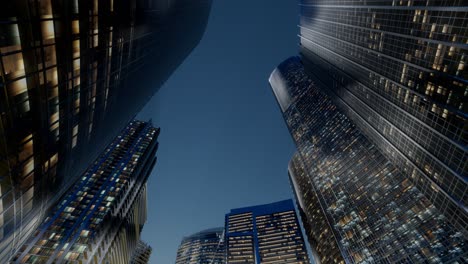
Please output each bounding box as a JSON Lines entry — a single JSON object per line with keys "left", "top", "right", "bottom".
{"left": 72, "top": 20, "right": 80, "bottom": 35}
{"left": 50, "top": 121, "right": 59, "bottom": 131}
{"left": 50, "top": 153, "right": 58, "bottom": 167}
{"left": 93, "top": 35, "right": 98, "bottom": 47}
{"left": 457, "top": 61, "right": 464, "bottom": 71}
{"left": 46, "top": 67, "right": 58, "bottom": 86}
{"left": 39, "top": 0, "right": 52, "bottom": 18}
{"left": 429, "top": 23, "right": 436, "bottom": 38}
{"left": 41, "top": 20, "right": 55, "bottom": 40}
{"left": 50, "top": 112, "right": 59, "bottom": 124}
{"left": 72, "top": 40, "right": 80, "bottom": 58}
{"left": 8, "top": 78, "right": 27, "bottom": 97}
{"left": 442, "top": 24, "right": 449, "bottom": 34}
{"left": 93, "top": 0, "right": 98, "bottom": 14}
{"left": 2, "top": 52, "right": 25, "bottom": 78}
{"left": 22, "top": 158, "right": 34, "bottom": 177}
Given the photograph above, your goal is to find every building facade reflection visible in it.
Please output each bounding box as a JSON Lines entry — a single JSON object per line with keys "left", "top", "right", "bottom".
{"left": 175, "top": 227, "right": 225, "bottom": 264}
{"left": 298, "top": 0, "right": 467, "bottom": 234}
{"left": 0, "top": 0, "right": 212, "bottom": 261}
{"left": 270, "top": 57, "right": 467, "bottom": 263}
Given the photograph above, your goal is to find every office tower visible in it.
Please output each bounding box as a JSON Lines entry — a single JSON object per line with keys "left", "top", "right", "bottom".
{"left": 12, "top": 120, "right": 158, "bottom": 263}
{"left": 288, "top": 153, "right": 344, "bottom": 264}
{"left": 298, "top": 0, "right": 467, "bottom": 235}
{"left": 175, "top": 227, "right": 225, "bottom": 264}
{"left": 270, "top": 57, "right": 467, "bottom": 263}
{"left": 130, "top": 241, "right": 153, "bottom": 264}
{"left": 0, "top": 0, "right": 211, "bottom": 261}
{"left": 225, "top": 199, "right": 310, "bottom": 264}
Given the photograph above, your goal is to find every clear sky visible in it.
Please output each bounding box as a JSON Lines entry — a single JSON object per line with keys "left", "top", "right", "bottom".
{"left": 138, "top": 1, "right": 299, "bottom": 263}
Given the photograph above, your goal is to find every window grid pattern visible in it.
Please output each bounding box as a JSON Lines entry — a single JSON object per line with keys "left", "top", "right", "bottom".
{"left": 175, "top": 228, "right": 225, "bottom": 264}
{"left": 300, "top": 49, "right": 467, "bottom": 232}
{"left": 299, "top": 0, "right": 467, "bottom": 241}
{"left": 288, "top": 153, "right": 345, "bottom": 264}
{"left": 225, "top": 200, "right": 310, "bottom": 264}
{"left": 12, "top": 121, "right": 157, "bottom": 263}
{"left": 256, "top": 212, "right": 310, "bottom": 264}
{"left": 269, "top": 57, "right": 467, "bottom": 263}
{"left": 0, "top": 0, "right": 173, "bottom": 262}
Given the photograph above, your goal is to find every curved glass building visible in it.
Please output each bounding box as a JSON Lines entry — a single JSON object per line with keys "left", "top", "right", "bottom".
{"left": 270, "top": 57, "right": 467, "bottom": 263}
{"left": 288, "top": 153, "right": 344, "bottom": 264}
{"left": 298, "top": 0, "right": 467, "bottom": 235}
{"left": 175, "top": 227, "right": 225, "bottom": 264}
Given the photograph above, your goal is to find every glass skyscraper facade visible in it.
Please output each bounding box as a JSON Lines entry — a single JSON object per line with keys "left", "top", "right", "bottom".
{"left": 0, "top": 0, "right": 212, "bottom": 261}
{"left": 12, "top": 120, "right": 158, "bottom": 263}
{"left": 225, "top": 199, "right": 310, "bottom": 264}
{"left": 288, "top": 153, "right": 344, "bottom": 264}
{"left": 175, "top": 227, "right": 225, "bottom": 264}
{"left": 270, "top": 57, "right": 466, "bottom": 263}
{"left": 299, "top": 0, "right": 467, "bottom": 235}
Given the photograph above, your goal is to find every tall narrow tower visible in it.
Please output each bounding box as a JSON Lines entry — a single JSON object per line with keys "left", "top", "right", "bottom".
{"left": 270, "top": 57, "right": 467, "bottom": 263}
{"left": 13, "top": 120, "right": 158, "bottom": 263}
{"left": 298, "top": 0, "right": 467, "bottom": 233}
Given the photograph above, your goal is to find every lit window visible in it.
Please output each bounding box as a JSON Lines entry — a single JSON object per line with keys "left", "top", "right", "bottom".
{"left": 72, "top": 20, "right": 79, "bottom": 35}
{"left": 41, "top": 20, "right": 55, "bottom": 40}
{"left": 2, "top": 52, "right": 25, "bottom": 78}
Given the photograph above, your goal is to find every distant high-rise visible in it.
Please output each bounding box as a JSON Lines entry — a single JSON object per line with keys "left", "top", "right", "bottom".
{"left": 12, "top": 120, "right": 158, "bottom": 263}
{"left": 175, "top": 227, "right": 225, "bottom": 264}
{"left": 225, "top": 199, "right": 310, "bottom": 264}
{"left": 270, "top": 57, "right": 467, "bottom": 263}
{"left": 130, "top": 241, "right": 153, "bottom": 264}
{"left": 0, "top": 0, "right": 211, "bottom": 261}
{"left": 298, "top": 0, "right": 467, "bottom": 234}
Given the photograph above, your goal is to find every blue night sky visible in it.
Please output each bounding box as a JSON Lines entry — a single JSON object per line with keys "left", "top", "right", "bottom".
{"left": 138, "top": 1, "right": 299, "bottom": 263}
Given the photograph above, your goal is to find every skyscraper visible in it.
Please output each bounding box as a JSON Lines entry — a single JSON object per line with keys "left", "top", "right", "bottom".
{"left": 175, "top": 227, "right": 225, "bottom": 264}
{"left": 0, "top": 0, "right": 212, "bottom": 261}
{"left": 298, "top": 0, "right": 467, "bottom": 234}
{"left": 288, "top": 153, "right": 344, "bottom": 264}
{"left": 270, "top": 57, "right": 467, "bottom": 263}
{"left": 225, "top": 199, "right": 310, "bottom": 264}
{"left": 130, "top": 241, "right": 153, "bottom": 264}
{"left": 12, "top": 120, "right": 158, "bottom": 263}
